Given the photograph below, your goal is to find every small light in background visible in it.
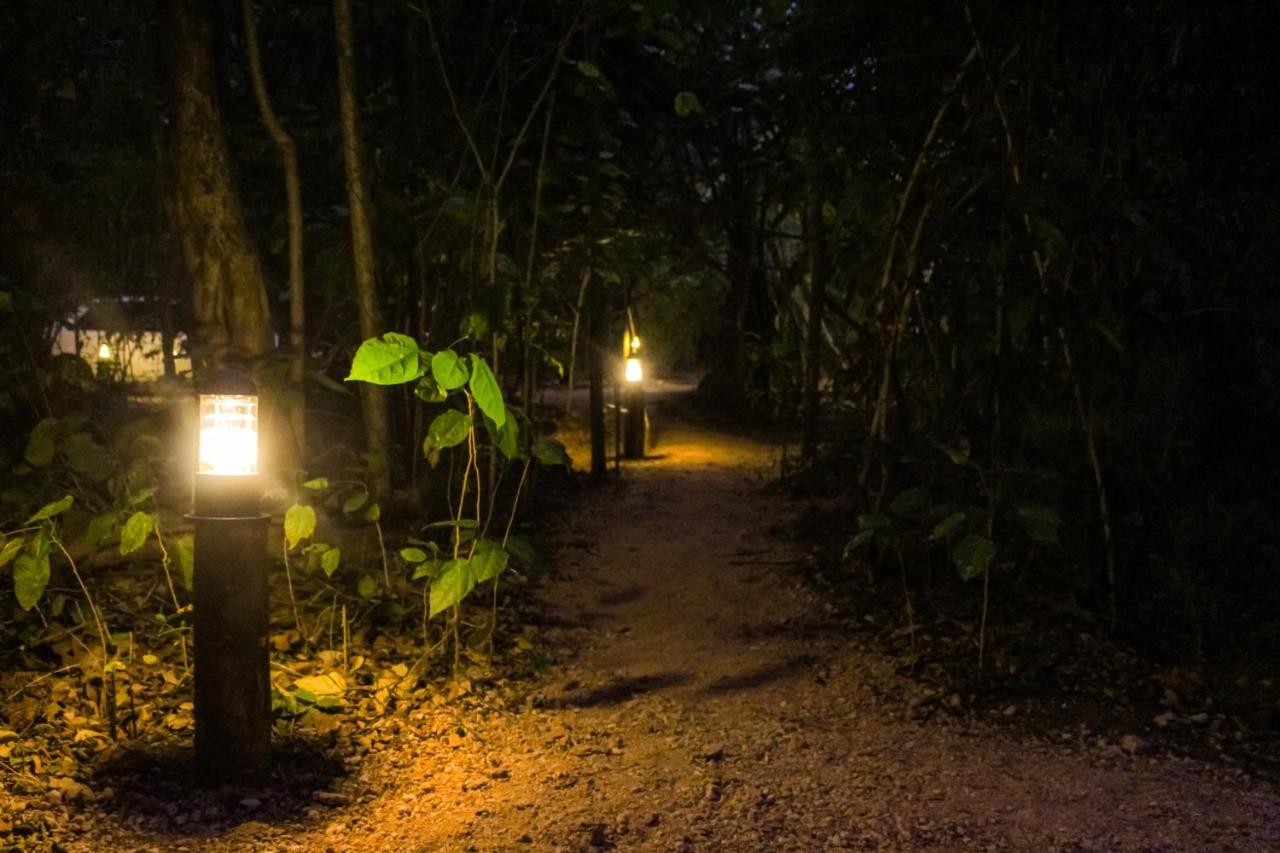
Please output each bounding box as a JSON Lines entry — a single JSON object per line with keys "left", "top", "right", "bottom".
{"left": 98, "top": 342, "right": 113, "bottom": 360}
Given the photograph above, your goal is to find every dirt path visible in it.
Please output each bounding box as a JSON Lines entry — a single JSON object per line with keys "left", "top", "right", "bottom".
{"left": 85, "top": 414, "right": 1279, "bottom": 851}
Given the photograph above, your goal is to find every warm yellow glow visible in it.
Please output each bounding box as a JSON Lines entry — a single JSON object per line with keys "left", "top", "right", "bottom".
{"left": 97, "top": 342, "right": 112, "bottom": 360}
{"left": 630, "top": 335, "right": 641, "bottom": 353}
{"left": 625, "top": 357, "right": 644, "bottom": 383}
{"left": 198, "top": 394, "right": 259, "bottom": 476}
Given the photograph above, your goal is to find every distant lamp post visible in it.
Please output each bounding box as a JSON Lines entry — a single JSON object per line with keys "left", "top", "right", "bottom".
{"left": 621, "top": 330, "right": 646, "bottom": 459}
{"left": 190, "top": 367, "right": 271, "bottom": 782}
{"left": 95, "top": 340, "right": 114, "bottom": 381}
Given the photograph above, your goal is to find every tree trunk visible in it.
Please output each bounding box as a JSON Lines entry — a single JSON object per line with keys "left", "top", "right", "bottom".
{"left": 587, "top": 270, "right": 608, "bottom": 483}
{"left": 800, "top": 159, "right": 827, "bottom": 465}
{"left": 165, "top": 0, "right": 273, "bottom": 368}
{"left": 334, "top": 0, "right": 391, "bottom": 498}
{"left": 243, "top": 0, "right": 306, "bottom": 470}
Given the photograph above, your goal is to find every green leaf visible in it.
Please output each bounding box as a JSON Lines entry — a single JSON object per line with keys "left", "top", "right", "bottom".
{"left": 411, "top": 559, "right": 442, "bottom": 581}
{"left": 27, "top": 495, "right": 73, "bottom": 525}
{"left": 363, "top": 502, "right": 381, "bottom": 523}
{"left": 531, "top": 436, "right": 571, "bottom": 467}
{"left": 940, "top": 440, "right": 971, "bottom": 466}
{"left": 342, "top": 492, "right": 368, "bottom": 514}
{"left": 127, "top": 486, "right": 157, "bottom": 507}
{"left": 674, "top": 90, "right": 703, "bottom": 117}
{"left": 928, "top": 511, "right": 968, "bottom": 542}
{"left": 284, "top": 504, "right": 317, "bottom": 549}
{"left": 119, "top": 511, "right": 153, "bottom": 556}
{"left": 952, "top": 534, "right": 996, "bottom": 581}
{"left": 857, "top": 513, "right": 891, "bottom": 532}
{"left": 577, "top": 60, "right": 604, "bottom": 80}
{"left": 485, "top": 410, "right": 519, "bottom": 460}
{"left": 346, "top": 332, "right": 424, "bottom": 385}
{"left": 174, "top": 534, "right": 195, "bottom": 590}
{"left": 302, "top": 477, "right": 329, "bottom": 490}
{"left": 86, "top": 511, "right": 121, "bottom": 549}
{"left": 425, "top": 410, "right": 472, "bottom": 452}
{"left": 472, "top": 539, "right": 509, "bottom": 583}
{"left": 1015, "top": 503, "right": 1061, "bottom": 545}
{"left": 14, "top": 550, "right": 50, "bottom": 610}
{"left": 422, "top": 518, "right": 478, "bottom": 530}
{"left": 63, "top": 432, "right": 111, "bottom": 481}
{"left": 842, "top": 528, "right": 877, "bottom": 559}
{"left": 357, "top": 573, "right": 377, "bottom": 599}
{"left": 504, "top": 534, "right": 539, "bottom": 568}
{"left": 459, "top": 311, "right": 489, "bottom": 340}
{"left": 400, "top": 547, "right": 427, "bottom": 564}
{"left": 321, "top": 547, "right": 341, "bottom": 578}
{"left": 468, "top": 355, "right": 505, "bottom": 428}
{"left": 24, "top": 419, "right": 58, "bottom": 468}
{"left": 430, "top": 349, "right": 469, "bottom": 390}
{"left": 429, "top": 558, "right": 474, "bottom": 617}
{"left": 14, "top": 532, "right": 51, "bottom": 609}
{"left": 414, "top": 374, "right": 447, "bottom": 403}
{"left": 889, "top": 486, "right": 930, "bottom": 517}
{"left": 0, "top": 537, "right": 24, "bottom": 569}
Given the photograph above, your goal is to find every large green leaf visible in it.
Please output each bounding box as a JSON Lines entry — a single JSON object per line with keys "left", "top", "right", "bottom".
{"left": 472, "top": 539, "right": 509, "bottom": 583}
{"left": 468, "top": 355, "right": 505, "bottom": 428}
{"left": 284, "top": 504, "right": 317, "bottom": 550}
{"left": 27, "top": 495, "right": 73, "bottom": 525}
{"left": 430, "top": 349, "right": 469, "bottom": 390}
{"left": 174, "top": 534, "right": 195, "bottom": 590}
{"left": 321, "top": 547, "right": 341, "bottom": 578}
{"left": 425, "top": 410, "right": 472, "bottom": 452}
{"left": 346, "top": 333, "right": 424, "bottom": 385}
{"left": 928, "top": 511, "right": 968, "bottom": 542}
{"left": 86, "top": 511, "right": 121, "bottom": 549}
{"left": 119, "top": 511, "right": 153, "bottom": 556}
{"left": 429, "top": 558, "right": 475, "bottom": 617}
{"left": 504, "top": 534, "right": 540, "bottom": 568}
{"left": 485, "top": 410, "right": 519, "bottom": 460}
{"left": 1015, "top": 503, "right": 1062, "bottom": 545}
{"left": 842, "top": 528, "right": 877, "bottom": 559}
{"left": 674, "top": 91, "right": 703, "bottom": 117}
{"left": 62, "top": 432, "right": 111, "bottom": 481}
{"left": 952, "top": 534, "right": 996, "bottom": 581}
{"left": 24, "top": 419, "right": 58, "bottom": 468}
{"left": 14, "top": 550, "right": 50, "bottom": 610}
{"left": 400, "top": 547, "right": 428, "bottom": 564}
{"left": 531, "top": 436, "right": 570, "bottom": 467}
{"left": 889, "top": 486, "right": 930, "bottom": 517}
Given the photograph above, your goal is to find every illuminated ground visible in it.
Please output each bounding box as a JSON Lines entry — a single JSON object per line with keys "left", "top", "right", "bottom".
{"left": 78, "top": 398, "right": 1280, "bottom": 851}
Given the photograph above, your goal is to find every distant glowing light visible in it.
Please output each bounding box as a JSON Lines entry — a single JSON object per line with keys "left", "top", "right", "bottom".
{"left": 98, "top": 342, "right": 113, "bottom": 360}
{"left": 625, "top": 357, "right": 644, "bottom": 383}
{"left": 198, "top": 394, "right": 259, "bottom": 476}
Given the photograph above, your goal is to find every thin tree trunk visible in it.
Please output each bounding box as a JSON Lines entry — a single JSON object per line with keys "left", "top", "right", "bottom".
{"left": 800, "top": 157, "right": 827, "bottom": 466}
{"left": 334, "top": 0, "right": 391, "bottom": 497}
{"left": 587, "top": 270, "right": 608, "bottom": 483}
{"left": 165, "top": 0, "right": 273, "bottom": 368}
{"left": 242, "top": 0, "right": 306, "bottom": 470}
{"left": 564, "top": 268, "right": 590, "bottom": 413}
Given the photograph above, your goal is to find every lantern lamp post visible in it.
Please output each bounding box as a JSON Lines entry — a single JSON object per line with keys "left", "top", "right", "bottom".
{"left": 622, "top": 332, "right": 646, "bottom": 459}
{"left": 190, "top": 367, "right": 271, "bottom": 782}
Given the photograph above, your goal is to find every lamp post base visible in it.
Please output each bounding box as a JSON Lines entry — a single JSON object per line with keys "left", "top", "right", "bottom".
{"left": 191, "top": 512, "right": 271, "bottom": 784}
{"left": 623, "top": 386, "right": 646, "bottom": 459}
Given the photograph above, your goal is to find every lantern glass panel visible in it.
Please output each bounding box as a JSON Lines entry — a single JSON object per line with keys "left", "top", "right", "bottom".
{"left": 625, "top": 357, "right": 644, "bottom": 383}
{"left": 198, "top": 394, "right": 259, "bottom": 476}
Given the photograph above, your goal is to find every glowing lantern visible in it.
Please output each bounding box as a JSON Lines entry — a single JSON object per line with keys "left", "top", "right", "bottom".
{"left": 97, "top": 341, "right": 113, "bottom": 360}
{"left": 625, "top": 356, "right": 644, "bottom": 382}
{"left": 198, "top": 392, "right": 259, "bottom": 476}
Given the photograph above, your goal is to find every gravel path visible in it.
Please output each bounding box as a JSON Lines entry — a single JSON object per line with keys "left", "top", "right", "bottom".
{"left": 76, "top": 415, "right": 1280, "bottom": 851}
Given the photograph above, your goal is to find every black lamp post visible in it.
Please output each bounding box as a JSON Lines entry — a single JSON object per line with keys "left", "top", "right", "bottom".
{"left": 622, "top": 332, "right": 646, "bottom": 459}
{"left": 190, "top": 367, "right": 271, "bottom": 782}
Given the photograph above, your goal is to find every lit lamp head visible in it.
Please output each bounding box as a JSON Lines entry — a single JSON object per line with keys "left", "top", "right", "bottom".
{"left": 97, "top": 341, "right": 113, "bottom": 361}
{"left": 623, "top": 331, "right": 643, "bottom": 383}
{"left": 194, "top": 367, "right": 260, "bottom": 516}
